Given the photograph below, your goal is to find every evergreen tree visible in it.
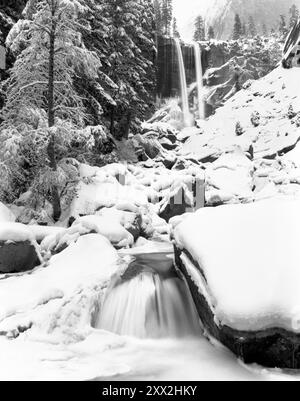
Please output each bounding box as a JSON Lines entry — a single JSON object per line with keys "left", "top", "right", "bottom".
{"left": 153, "top": 0, "right": 163, "bottom": 35}
{"left": 0, "top": 0, "right": 27, "bottom": 44}
{"left": 193, "top": 15, "right": 205, "bottom": 41}
{"left": 161, "top": 0, "right": 173, "bottom": 35}
{"left": 248, "top": 15, "right": 257, "bottom": 37}
{"left": 270, "top": 27, "right": 276, "bottom": 38}
{"left": 289, "top": 4, "right": 299, "bottom": 30}
{"left": 242, "top": 22, "right": 247, "bottom": 37}
{"left": 279, "top": 14, "right": 288, "bottom": 39}
{"left": 1, "top": 0, "right": 101, "bottom": 219}
{"left": 0, "top": 0, "right": 27, "bottom": 114}
{"left": 208, "top": 25, "right": 215, "bottom": 40}
{"left": 232, "top": 13, "right": 242, "bottom": 40}
{"left": 262, "top": 23, "right": 268, "bottom": 36}
{"left": 172, "top": 17, "right": 180, "bottom": 38}
{"left": 90, "top": 0, "right": 156, "bottom": 138}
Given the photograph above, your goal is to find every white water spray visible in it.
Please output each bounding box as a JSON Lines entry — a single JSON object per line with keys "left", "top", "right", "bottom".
{"left": 193, "top": 42, "right": 205, "bottom": 119}
{"left": 96, "top": 253, "right": 201, "bottom": 339}
{"left": 174, "top": 38, "right": 192, "bottom": 127}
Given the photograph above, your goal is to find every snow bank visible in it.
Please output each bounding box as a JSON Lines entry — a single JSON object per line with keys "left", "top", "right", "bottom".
{"left": 0, "top": 234, "right": 119, "bottom": 326}
{"left": 0, "top": 222, "right": 33, "bottom": 243}
{"left": 182, "top": 67, "right": 300, "bottom": 161}
{"left": 173, "top": 199, "right": 300, "bottom": 332}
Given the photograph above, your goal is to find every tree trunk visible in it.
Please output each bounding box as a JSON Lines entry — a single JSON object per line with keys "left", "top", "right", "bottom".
{"left": 47, "top": 0, "right": 61, "bottom": 222}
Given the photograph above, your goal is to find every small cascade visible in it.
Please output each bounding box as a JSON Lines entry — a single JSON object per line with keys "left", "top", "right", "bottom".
{"left": 95, "top": 253, "right": 201, "bottom": 339}
{"left": 193, "top": 42, "right": 205, "bottom": 119}
{"left": 174, "top": 38, "right": 193, "bottom": 127}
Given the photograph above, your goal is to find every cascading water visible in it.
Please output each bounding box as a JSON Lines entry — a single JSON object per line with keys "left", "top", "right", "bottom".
{"left": 95, "top": 252, "right": 201, "bottom": 339}
{"left": 174, "top": 38, "right": 193, "bottom": 127}
{"left": 193, "top": 42, "right": 205, "bottom": 120}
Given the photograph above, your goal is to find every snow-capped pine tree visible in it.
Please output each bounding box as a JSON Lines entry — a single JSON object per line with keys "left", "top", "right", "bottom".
{"left": 77, "top": 0, "right": 118, "bottom": 125}
{"left": 242, "top": 22, "right": 247, "bottom": 37}
{"left": 0, "top": 0, "right": 27, "bottom": 45}
{"left": 233, "top": 13, "right": 242, "bottom": 40}
{"left": 248, "top": 15, "right": 257, "bottom": 38}
{"left": 289, "top": 4, "right": 299, "bottom": 29}
{"left": 262, "top": 23, "right": 268, "bottom": 37}
{"left": 0, "top": 1, "right": 27, "bottom": 113}
{"left": 161, "top": 0, "right": 173, "bottom": 36}
{"left": 1, "top": 0, "right": 100, "bottom": 220}
{"left": 91, "top": 0, "right": 155, "bottom": 138}
{"left": 153, "top": 0, "right": 163, "bottom": 35}
{"left": 172, "top": 17, "right": 180, "bottom": 38}
{"left": 279, "top": 14, "right": 288, "bottom": 39}
{"left": 193, "top": 16, "right": 206, "bottom": 41}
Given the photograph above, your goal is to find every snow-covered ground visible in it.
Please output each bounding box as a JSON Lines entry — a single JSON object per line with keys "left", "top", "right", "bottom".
{"left": 1, "top": 331, "right": 298, "bottom": 381}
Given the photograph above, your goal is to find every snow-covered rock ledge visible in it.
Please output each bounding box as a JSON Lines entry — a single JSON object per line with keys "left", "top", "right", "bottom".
{"left": 172, "top": 199, "right": 300, "bottom": 369}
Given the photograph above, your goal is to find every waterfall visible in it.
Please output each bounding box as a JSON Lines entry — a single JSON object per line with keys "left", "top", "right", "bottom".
{"left": 193, "top": 42, "right": 205, "bottom": 120}
{"left": 174, "top": 38, "right": 192, "bottom": 127}
{"left": 95, "top": 253, "right": 201, "bottom": 339}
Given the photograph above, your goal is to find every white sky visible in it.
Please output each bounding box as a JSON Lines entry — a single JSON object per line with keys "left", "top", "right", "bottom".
{"left": 173, "top": 0, "right": 212, "bottom": 41}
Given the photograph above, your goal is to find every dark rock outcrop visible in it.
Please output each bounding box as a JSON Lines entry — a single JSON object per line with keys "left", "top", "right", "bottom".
{"left": 0, "top": 240, "right": 40, "bottom": 274}
{"left": 174, "top": 247, "right": 300, "bottom": 369}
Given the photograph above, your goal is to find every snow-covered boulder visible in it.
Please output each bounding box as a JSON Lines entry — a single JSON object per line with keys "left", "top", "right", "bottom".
{"left": 73, "top": 215, "right": 134, "bottom": 248}
{"left": 0, "top": 223, "right": 41, "bottom": 274}
{"left": 0, "top": 234, "right": 119, "bottom": 337}
{"left": 41, "top": 214, "right": 134, "bottom": 254}
{"left": 96, "top": 207, "right": 142, "bottom": 241}
{"left": 173, "top": 199, "right": 300, "bottom": 368}
{"left": 205, "top": 147, "right": 254, "bottom": 205}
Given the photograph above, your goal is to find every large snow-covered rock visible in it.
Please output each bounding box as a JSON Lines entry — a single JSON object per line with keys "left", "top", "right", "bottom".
{"left": 0, "top": 223, "right": 40, "bottom": 274}
{"left": 205, "top": 147, "right": 254, "bottom": 205}
{"left": 0, "top": 234, "right": 119, "bottom": 336}
{"left": 173, "top": 199, "right": 300, "bottom": 368}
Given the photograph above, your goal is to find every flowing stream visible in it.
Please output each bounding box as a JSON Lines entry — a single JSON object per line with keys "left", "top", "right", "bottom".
{"left": 96, "top": 251, "right": 201, "bottom": 339}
